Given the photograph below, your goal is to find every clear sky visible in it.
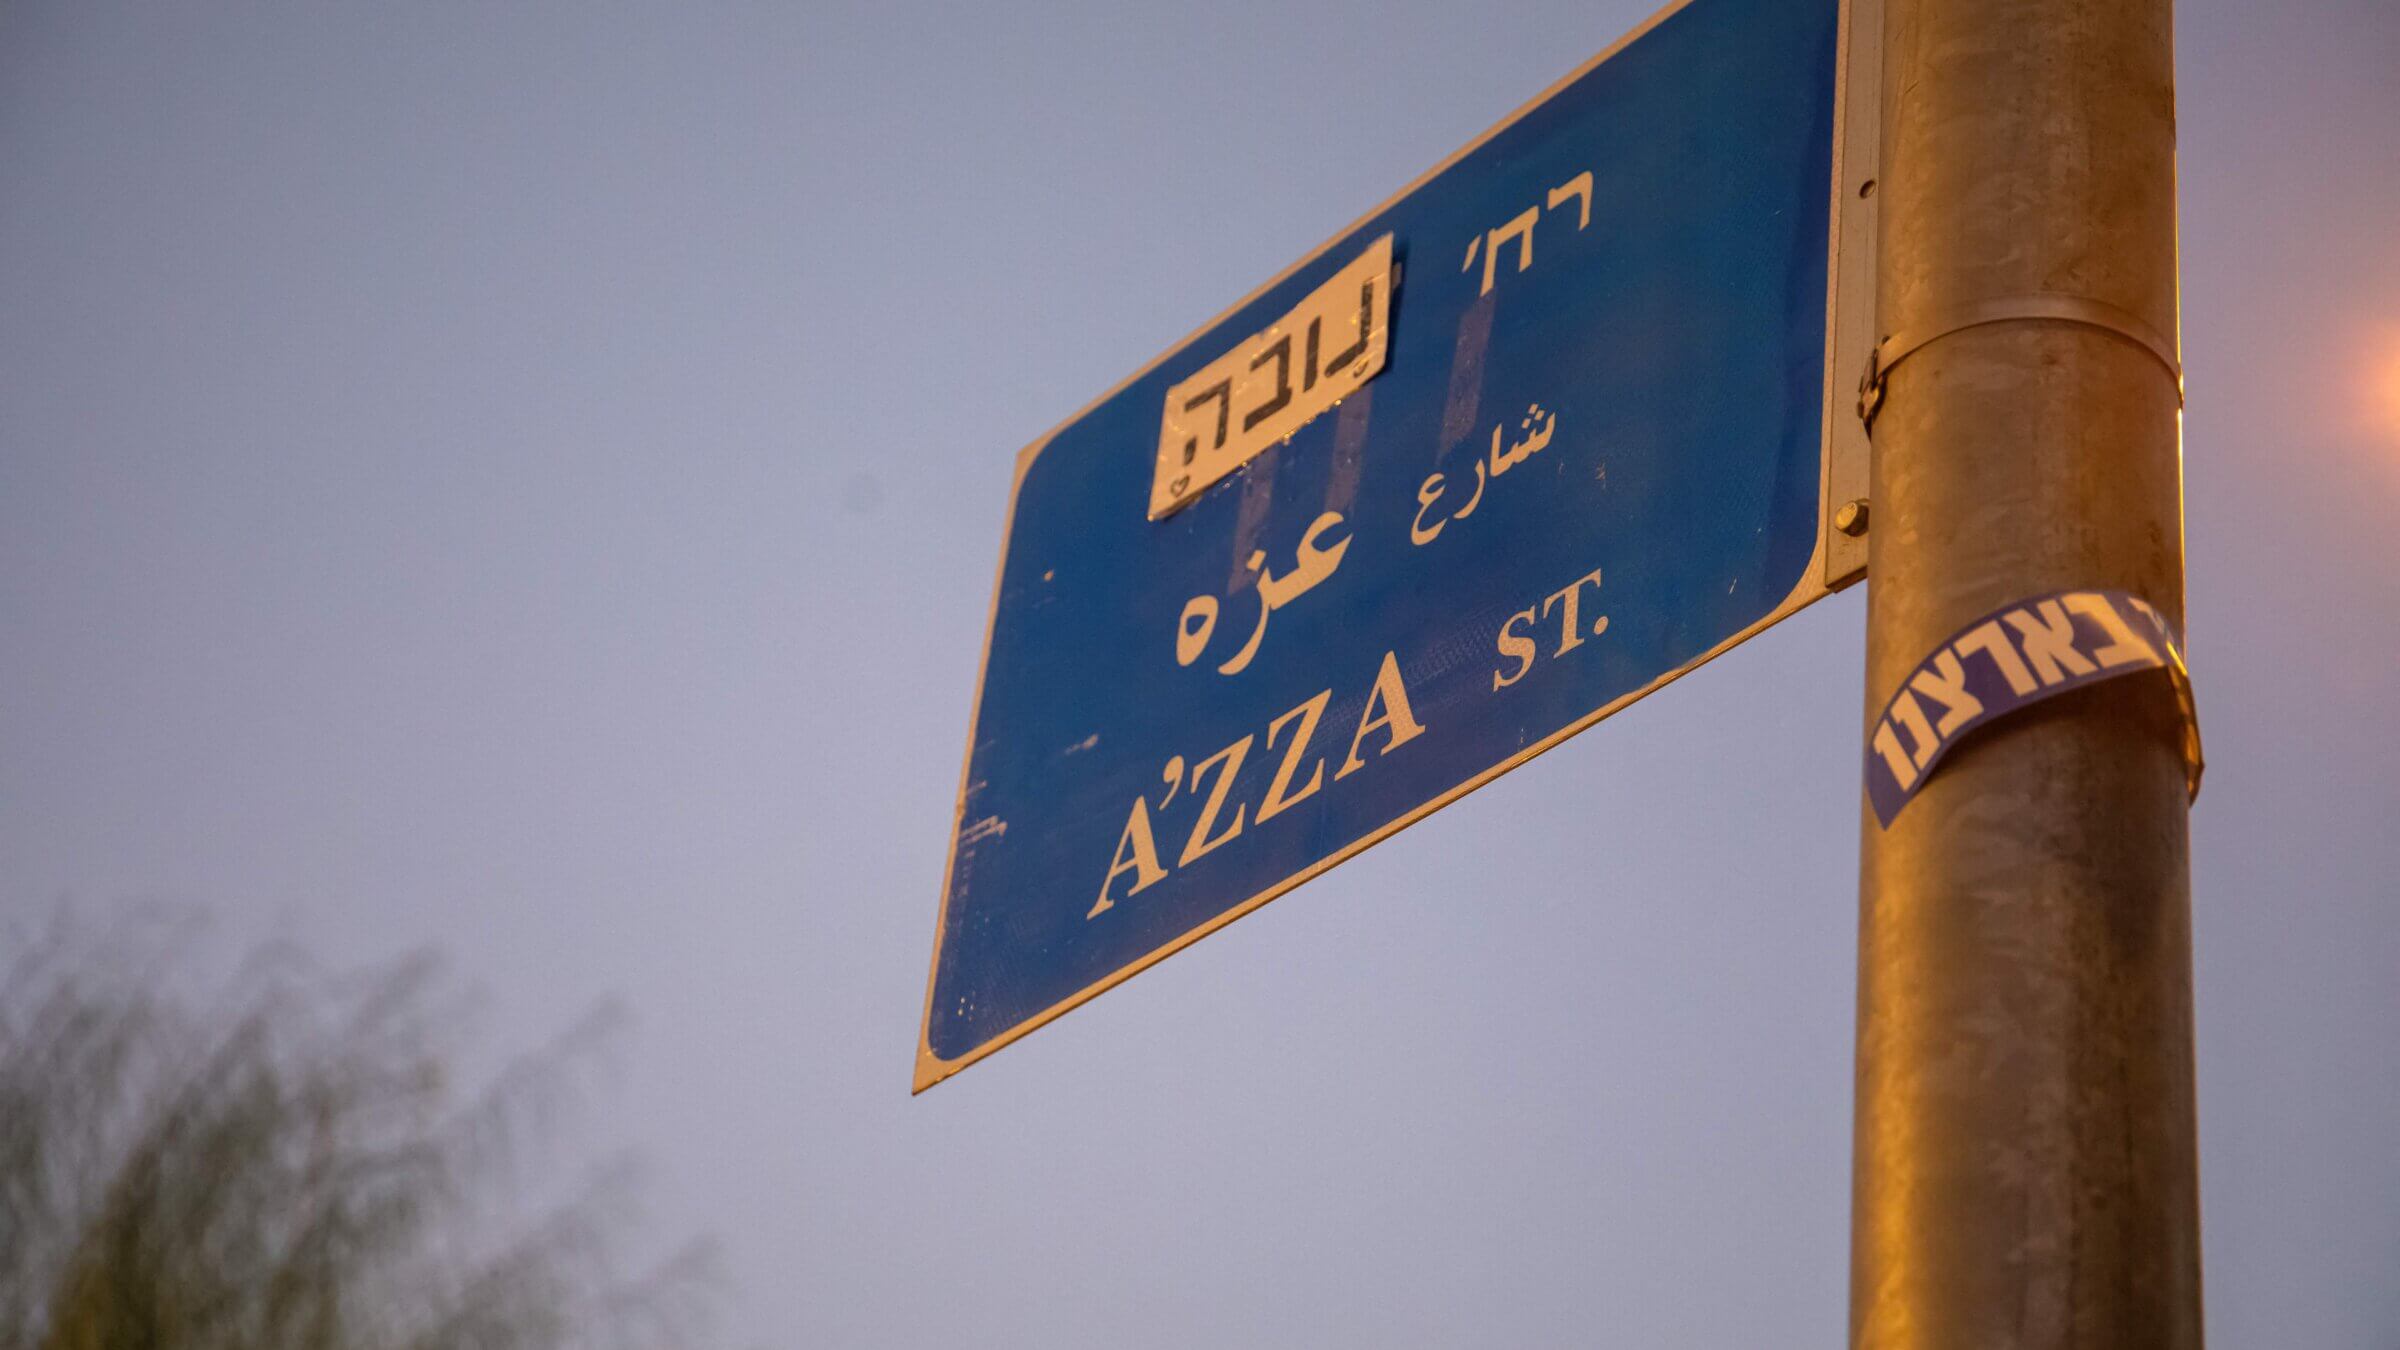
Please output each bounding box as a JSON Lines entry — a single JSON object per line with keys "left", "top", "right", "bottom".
{"left": 3, "top": 1, "right": 2395, "bottom": 1346}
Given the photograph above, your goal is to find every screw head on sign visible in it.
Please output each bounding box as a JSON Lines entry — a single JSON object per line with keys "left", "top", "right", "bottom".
{"left": 1834, "top": 498, "right": 1870, "bottom": 537}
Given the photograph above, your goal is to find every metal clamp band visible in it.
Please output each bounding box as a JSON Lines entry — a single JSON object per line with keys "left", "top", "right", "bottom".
{"left": 1857, "top": 294, "right": 2183, "bottom": 428}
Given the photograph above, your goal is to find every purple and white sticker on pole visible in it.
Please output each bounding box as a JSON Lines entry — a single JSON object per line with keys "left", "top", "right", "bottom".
{"left": 1866, "top": 588, "right": 2203, "bottom": 828}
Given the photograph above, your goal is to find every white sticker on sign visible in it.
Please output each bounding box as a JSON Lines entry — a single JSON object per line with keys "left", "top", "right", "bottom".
{"left": 1151, "top": 234, "right": 1394, "bottom": 520}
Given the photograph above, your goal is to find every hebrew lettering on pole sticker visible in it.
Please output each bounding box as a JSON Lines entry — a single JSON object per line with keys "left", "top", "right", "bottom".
{"left": 1865, "top": 588, "right": 2201, "bottom": 827}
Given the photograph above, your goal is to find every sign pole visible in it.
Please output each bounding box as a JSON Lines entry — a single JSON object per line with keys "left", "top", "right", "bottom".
{"left": 1849, "top": 0, "right": 2202, "bottom": 1343}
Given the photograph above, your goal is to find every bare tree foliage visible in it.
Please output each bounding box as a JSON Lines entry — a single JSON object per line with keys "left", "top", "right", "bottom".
{"left": 0, "top": 908, "right": 719, "bottom": 1350}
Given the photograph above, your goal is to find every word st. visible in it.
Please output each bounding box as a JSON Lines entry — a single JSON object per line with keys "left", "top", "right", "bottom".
{"left": 1492, "top": 565, "right": 1609, "bottom": 690}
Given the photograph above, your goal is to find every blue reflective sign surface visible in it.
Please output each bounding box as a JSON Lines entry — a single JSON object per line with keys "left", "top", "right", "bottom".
{"left": 921, "top": 0, "right": 1846, "bottom": 1087}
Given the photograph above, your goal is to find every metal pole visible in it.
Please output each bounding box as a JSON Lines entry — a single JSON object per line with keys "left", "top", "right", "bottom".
{"left": 1849, "top": 0, "right": 2201, "bottom": 1343}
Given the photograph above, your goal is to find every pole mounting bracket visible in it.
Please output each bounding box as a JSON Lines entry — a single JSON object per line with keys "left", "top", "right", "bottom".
{"left": 1856, "top": 293, "right": 2183, "bottom": 429}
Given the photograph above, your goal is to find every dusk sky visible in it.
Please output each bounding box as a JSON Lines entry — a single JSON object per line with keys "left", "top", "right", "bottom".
{"left": 3, "top": 1, "right": 2396, "bottom": 1346}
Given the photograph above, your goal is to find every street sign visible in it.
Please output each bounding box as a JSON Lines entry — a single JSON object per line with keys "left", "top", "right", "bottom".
{"left": 917, "top": 0, "right": 1878, "bottom": 1091}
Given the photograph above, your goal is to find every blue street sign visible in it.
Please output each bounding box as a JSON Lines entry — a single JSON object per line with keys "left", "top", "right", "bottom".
{"left": 918, "top": 0, "right": 1875, "bottom": 1090}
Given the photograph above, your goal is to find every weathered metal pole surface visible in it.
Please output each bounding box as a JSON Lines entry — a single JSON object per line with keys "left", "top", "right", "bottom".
{"left": 1850, "top": 0, "right": 2201, "bottom": 1342}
